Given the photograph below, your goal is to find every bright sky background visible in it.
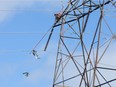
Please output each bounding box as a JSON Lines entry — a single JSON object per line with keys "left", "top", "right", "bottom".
{"left": 0, "top": 0, "right": 68, "bottom": 87}
{"left": 0, "top": 0, "right": 116, "bottom": 87}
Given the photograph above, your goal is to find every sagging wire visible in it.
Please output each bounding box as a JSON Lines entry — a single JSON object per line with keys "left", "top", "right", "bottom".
{"left": 30, "top": 1, "right": 71, "bottom": 59}
{"left": 30, "top": 27, "right": 52, "bottom": 59}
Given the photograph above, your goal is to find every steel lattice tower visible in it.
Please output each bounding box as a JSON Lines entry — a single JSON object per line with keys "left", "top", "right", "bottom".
{"left": 33, "top": 0, "right": 116, "bottom": 87}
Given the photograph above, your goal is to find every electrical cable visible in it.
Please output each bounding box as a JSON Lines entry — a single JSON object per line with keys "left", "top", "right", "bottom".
{"left": 31, "top": 27, "right": 52, "bottom": 51}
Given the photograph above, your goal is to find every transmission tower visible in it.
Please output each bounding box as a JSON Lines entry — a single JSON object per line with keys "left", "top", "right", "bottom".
{"left": 32, "top": 0, "right": 116, "bottom": 87}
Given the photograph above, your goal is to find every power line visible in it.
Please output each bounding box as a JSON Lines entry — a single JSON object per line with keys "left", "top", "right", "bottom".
{"left": 0, "top": 0, "right": 67, "bottom": 3}
{"left": 0, "top": 9, "right": 115, "bottom": 12}
{"left": 0, "top": 50, "right": 30, "bottom": 53}
{"left": 0, "top": 9, "right": 59, "bottom": 12}
{"left": 0, "top": 49, "right": 56, "bottom": 54}
{"left": 0, "top": 0, "right": 67, "bottom": 2}
{"left": 0, "top": 32, "right": 60, "bottom": 34}
{"left": 0, "top": 32, "right": 49, "bottom": 34}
